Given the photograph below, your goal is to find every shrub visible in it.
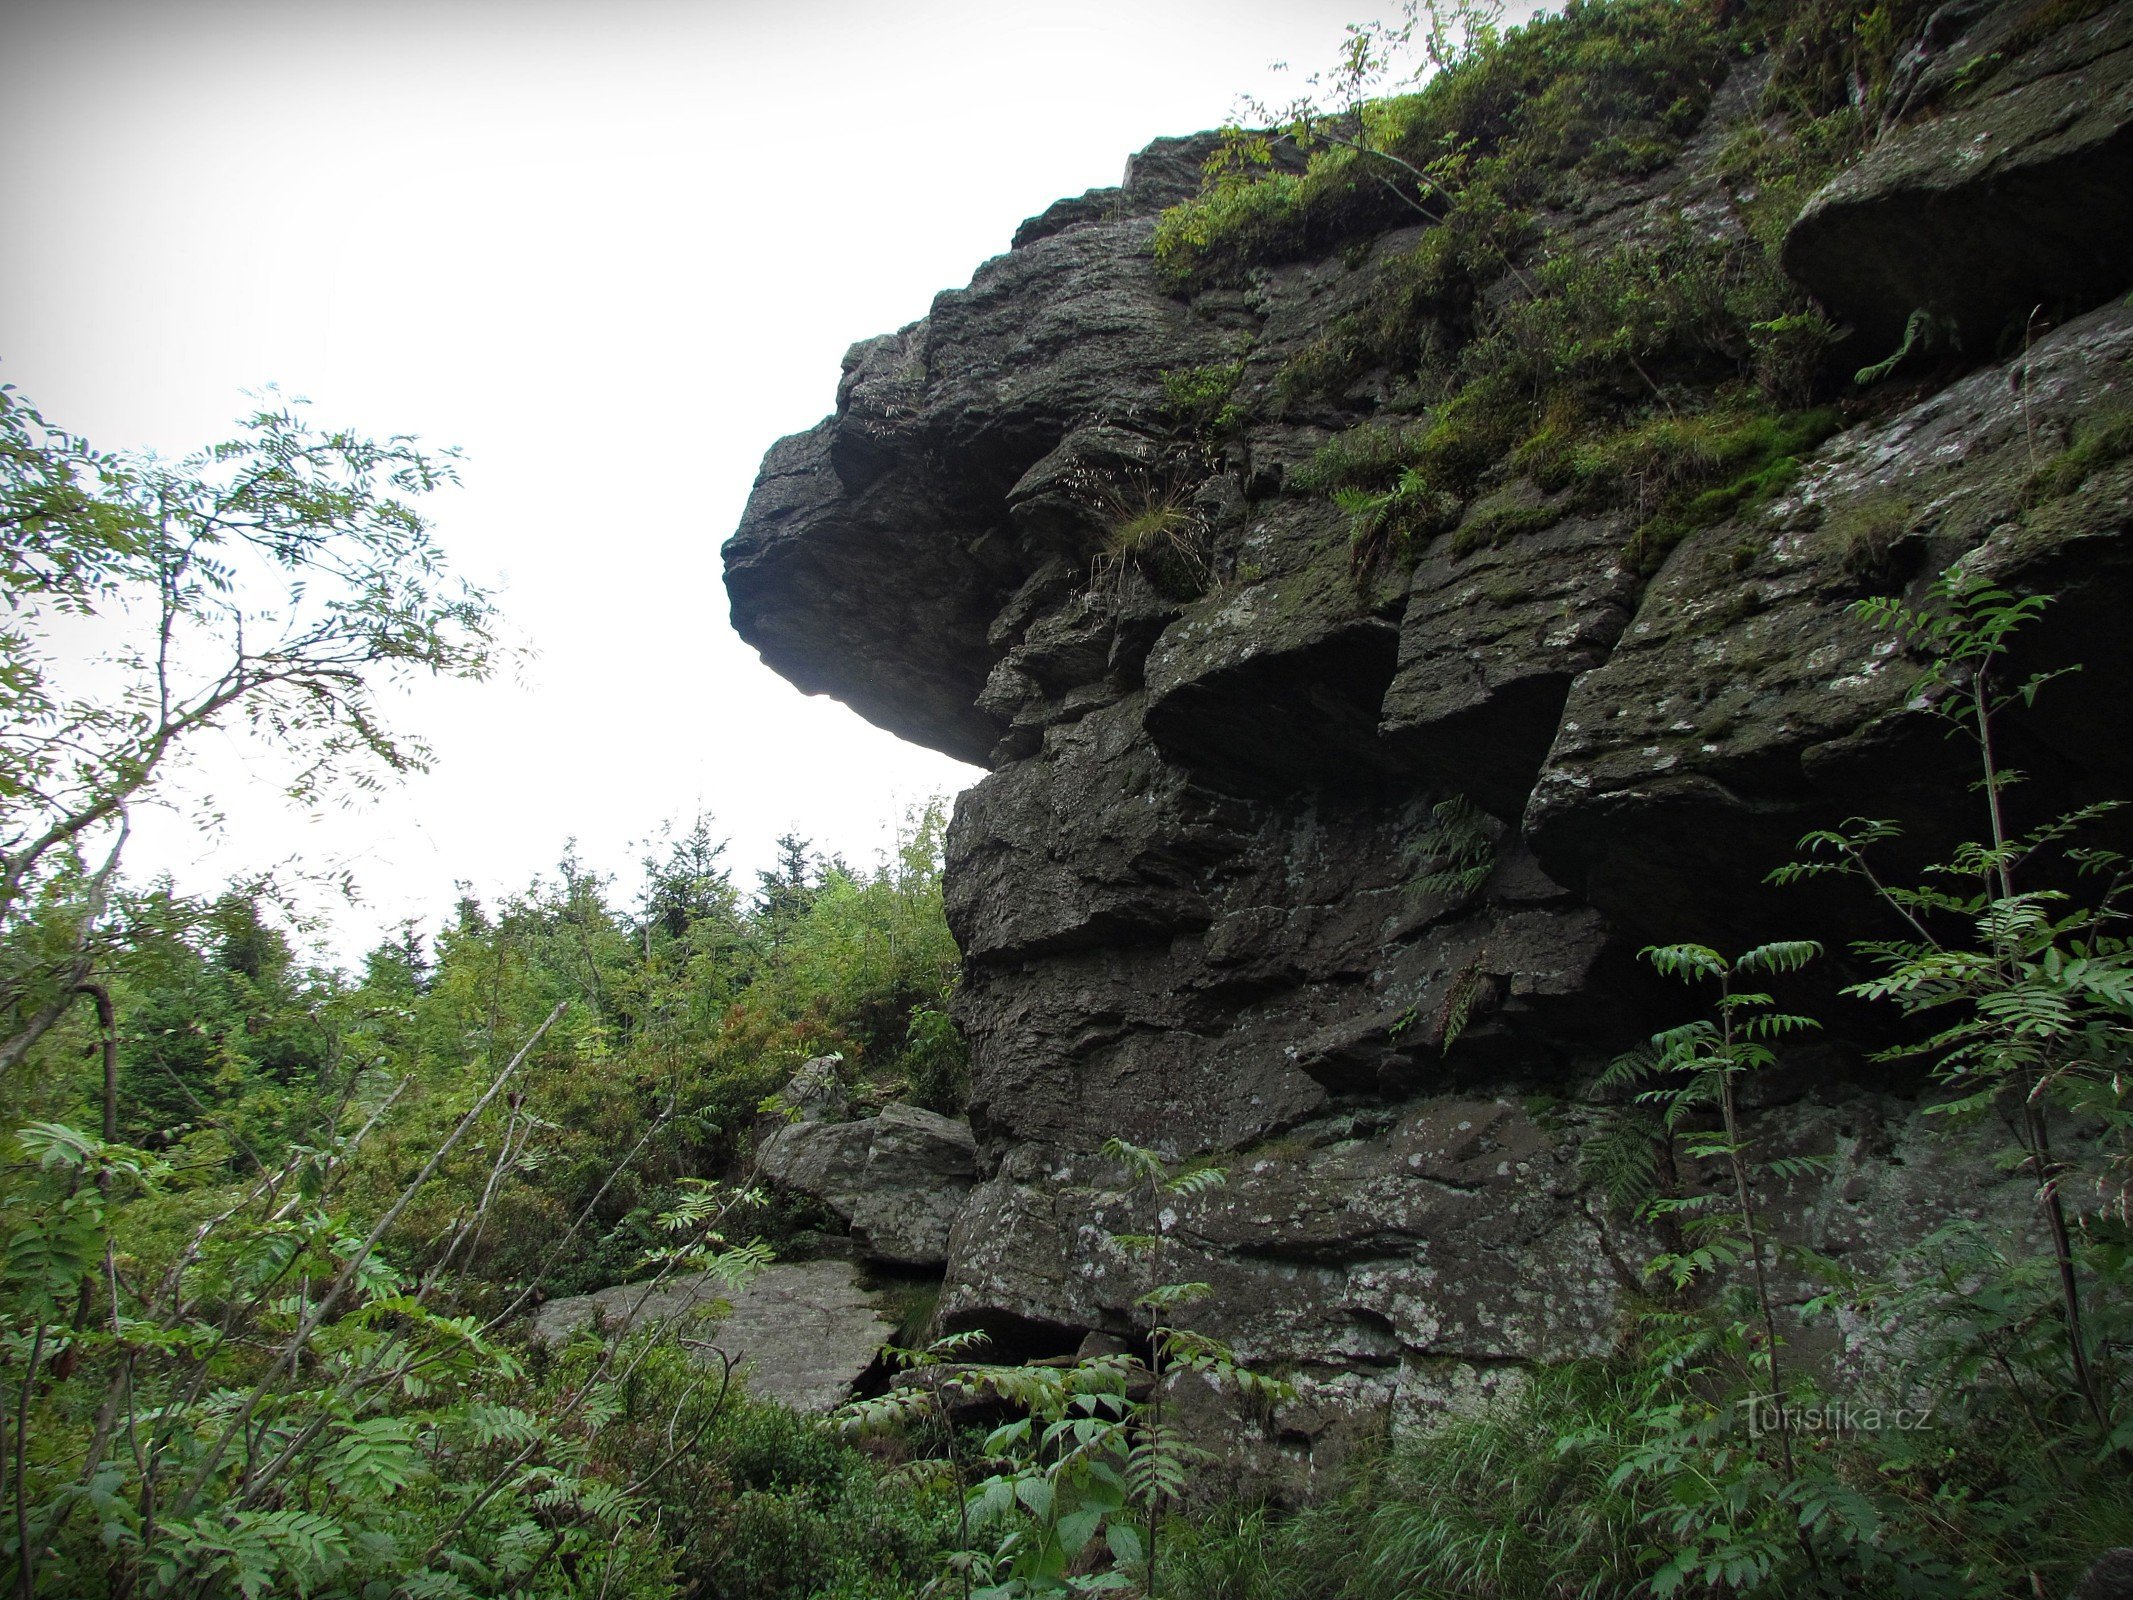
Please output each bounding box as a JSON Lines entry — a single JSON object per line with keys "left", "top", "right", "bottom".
{"left": 1160, "top": 360, "right": 1249, "bottom": 439}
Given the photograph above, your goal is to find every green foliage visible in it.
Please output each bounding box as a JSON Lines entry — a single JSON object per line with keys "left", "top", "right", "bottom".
{"left": 1159, "top": 361, "right": 1249, "bottom": 440}
{"left": 1773, "top": 569, "right": 2133, "bottom": 1432}
{"left": 0, "top": 785, "right": 969, "bottom": 1596}
{"left": 1602, "top": 943, "right": 1822, "bottom": 1317}
{"left": 1331, "top": 469, "right": 1461, "bottom": 568}
{"left": 648, "top": 1370, "right": 949, "bottom": 1600}
{"left": 0, "top": 1042, "right": 775, "bottom": 1599}
{"left": 1408, "top": 793, "right": 1499, "bottom": 902}
{"left": 1162, "top": 1318, "right": 2129, "bottom": 1600}
{"left": 843, "top": 1145, "right": 1284, "bottom": 1600}
{"left": 1283, "top": 201, "right": 1839, "bottom": 572}
{"left": 1755, "top": 0, "right": 1940, "bottom": 121}
{"left": 1713, "top": 108, "right": 1866, "bottom": 257}
{"left": 0, "top": 384, "right": 146, "bottom": 609}
{"left": 1331, "top": 295, "right": 1838, "bottom": 578}
{"left": 1824, "top": 491, "right": 1916, "bottom": 586}
{"left": 1080, "top": 470, "right": 1212, "bottom": 599}
{"left": 0, "top": 389, "right": 497, "bottom": 1077}
{"left": 1160, "top": 0, "right": 1877, "bottom": 580}
{"left": 1854, "top": 307, "right": 1960, "bottom": 388}
{"left": 1608, "top": 404, "right": 1843, "bottom": 573}
{"left": 1458, "top": 224, "right": 1802, "bottom": 406}
{"left": 1156, "top": 1, "right": 1732, "bottom": 292}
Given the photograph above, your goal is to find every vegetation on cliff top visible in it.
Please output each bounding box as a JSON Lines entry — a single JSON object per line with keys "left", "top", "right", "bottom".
{"left": 1148, "top": 0, "right": 1966, "bottom": 574}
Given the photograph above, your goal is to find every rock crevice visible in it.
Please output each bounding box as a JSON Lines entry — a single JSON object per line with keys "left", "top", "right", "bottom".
{"left": 725, "top": 0, "right": 2132, "bottom": 1477}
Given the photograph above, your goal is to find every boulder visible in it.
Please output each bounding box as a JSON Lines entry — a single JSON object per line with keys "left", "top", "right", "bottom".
{"left": 773, "top": 1054, "right": 851, "bottom": 1123}
{"left": 758, "top": 1102, "right": 979, "bottom": 1267}
{"left": 2072, "top": 1549, "right": 2133, "bottom": 1600}
{"left": 529, "top": 1259, "right": 894, "bottom": 1413}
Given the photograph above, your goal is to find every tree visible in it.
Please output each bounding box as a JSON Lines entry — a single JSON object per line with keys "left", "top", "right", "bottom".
{"left": 638, "top": 811, "right": 740, "bottom": 946}
{"left": 0, "top": 385, "right": 498, "bottom": 1072}
{"left": 752, "top": 830, "right": 818, "bottom": 947}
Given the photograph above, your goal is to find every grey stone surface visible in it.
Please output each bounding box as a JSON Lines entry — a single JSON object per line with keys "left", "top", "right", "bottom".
{"left": 1526, "top": 297, "right": 2133, "bottom": 945}
{"left": 2071, "top": 1548, "right": 2133, "bottom": 1600}
{"left": 1785, "top": 2, "right": 2133, "bottom": 350}
{"left": 722, "top": 16, "right": 2133, "bottom": 1483}
{"left": 774, "top": 1055, "right": 851, "bottom": 1123}
{"left": 758, "top": 1102, "right": 979, "bottom": 1267}
{"left": 530, "top": 1259, "right": 894, "bottom": 1413}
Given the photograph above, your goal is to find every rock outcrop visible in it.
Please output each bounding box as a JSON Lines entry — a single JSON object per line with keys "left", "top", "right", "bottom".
{"left": 724, "top": 0, "right": 2133, "bottom": 1480}
{"left": 758, "top": 1099, "right": 979, "bottom": 1268}
{"left": 1784, "top": 2, "right": 2133, "bottom": 352}
{"left": 531, "top": 1260, "right": 895, "bottom": 1413}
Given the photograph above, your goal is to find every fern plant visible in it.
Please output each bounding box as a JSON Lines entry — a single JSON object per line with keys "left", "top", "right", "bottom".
{"left": 0, "top": 1001, "right": 772, "bottom": 1599}
{"left": 1332, "top": 468, "right": 1459, "bottom": 571}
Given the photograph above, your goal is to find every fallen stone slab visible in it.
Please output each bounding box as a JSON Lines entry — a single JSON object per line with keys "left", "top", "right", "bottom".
{"left": 529, "top": 1257, "right": 896, "bottom": 1413}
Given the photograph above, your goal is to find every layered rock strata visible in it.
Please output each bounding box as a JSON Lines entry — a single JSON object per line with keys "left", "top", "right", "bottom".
{"left": 726, "top": 1, "right": 2133, "bottom": 1477}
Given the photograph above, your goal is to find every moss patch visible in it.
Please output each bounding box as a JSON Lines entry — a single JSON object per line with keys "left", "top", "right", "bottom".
{"left": 1610, "top": 404, "right": 1844, "bottom": 572}
{"left": 1824, "top": 490, "right": 1917, "bottom": 585}
{"left": 2022, "top": 402, "right": 2133, "bottom": 506}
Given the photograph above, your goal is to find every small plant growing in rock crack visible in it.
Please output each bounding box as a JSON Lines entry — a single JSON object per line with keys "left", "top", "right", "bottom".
{"left": 1408, "top": 793, "right": 1499, "bottom": 902}
{"left": 1853, "top": 306, "right": 1960, "bottom": 387}
{"left": 1331, "top": 467, "right": 1460, "bottom": 571}
{"left": 1074, "top": 466, "right": 1211, "bottom": 600}
{"left": 1157, "top": 361, "right": 1247, "bottom": 447}
{"left": 1401, "top": 797, "right": 1505, "bottom": 1055}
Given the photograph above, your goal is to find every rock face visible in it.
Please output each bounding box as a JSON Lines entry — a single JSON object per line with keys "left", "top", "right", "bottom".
{"left": 724, "top": 1, "right": 2133, "bottom": 1481}
{"left": 531, "top": 1260, "right": 895, "bottom": 1413}
{"left": 758, "top": 1101, "right": 980, "bottom": 1268}
{"left": 1784, "top": 2, "right": 2133, "bottom": 352}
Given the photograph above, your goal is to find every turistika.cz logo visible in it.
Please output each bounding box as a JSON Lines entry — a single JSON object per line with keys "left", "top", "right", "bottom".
{"left": 1741, "top": 1397, "right": 1935, "bottom": 1438}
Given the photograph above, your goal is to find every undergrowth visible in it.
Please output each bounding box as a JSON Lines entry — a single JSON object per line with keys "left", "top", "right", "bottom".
{"left": 2021, "top": 400, "right": 2133, "bottom": 505}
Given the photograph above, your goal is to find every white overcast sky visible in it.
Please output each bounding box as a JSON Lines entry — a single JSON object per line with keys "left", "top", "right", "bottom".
{"left": 1, "top": 0, "right": 1386, "bottom": 959}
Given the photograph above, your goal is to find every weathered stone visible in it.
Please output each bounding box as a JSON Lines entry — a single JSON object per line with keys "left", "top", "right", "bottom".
{"left": 1526, "top": 298, "right": 2133, "bottom": 945}
{"left": 773, "top": 1055, "right": 850, "bottom": 1123}
{"left": 1142, "top": 509, "right": 1405, "bottom": 791}
{"left": 2070, "top": 1548, "right": 2133, "bottom": 1600}
{"left": 758, "top": 1102, "right": 979, "bottom": 1268}
{"left": 1382, "top": 505, "right": 1637, "bottom": 821}
{"left": 529, "top": 1260, "right": 894, "bottom": 1413}
{"left": 722, "top": 14, "right": 2133, "bottom": 1486}
{"left": 1785, "top": 3, "right": 2133, "bottom": 351}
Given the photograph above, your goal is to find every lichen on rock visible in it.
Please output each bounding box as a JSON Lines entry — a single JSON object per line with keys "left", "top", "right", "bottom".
{"left": 724, "top": 0, "right": 2133, "bottom": 1484}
